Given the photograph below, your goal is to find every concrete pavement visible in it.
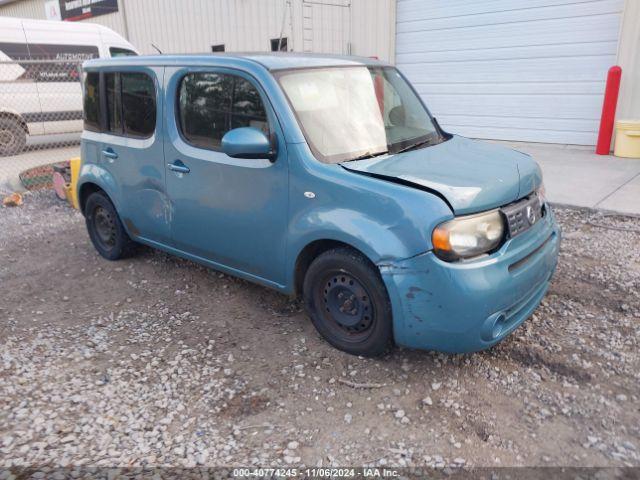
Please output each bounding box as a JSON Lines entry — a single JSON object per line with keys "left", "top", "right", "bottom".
{"left": 493, "top": 141, "right": 640, "bottom": 216}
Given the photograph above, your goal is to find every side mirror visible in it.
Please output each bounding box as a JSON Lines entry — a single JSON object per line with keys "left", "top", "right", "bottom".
{"left": 221, "top": 127, "right": 275, "bottom": 160}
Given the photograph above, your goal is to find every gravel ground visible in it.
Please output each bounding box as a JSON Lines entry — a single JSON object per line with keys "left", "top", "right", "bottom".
{"left": 0, "top": 191, "right": 639, "bottom": 471}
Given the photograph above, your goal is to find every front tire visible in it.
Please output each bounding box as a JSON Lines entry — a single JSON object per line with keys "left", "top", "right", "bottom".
{"left": 85, "top": 191, "right": 135, "bottom": 260}
{"left": 0, "top": 117, "right": 27, "bottom": 156}
{"left": 303, "top": 247, "right": 393, "bottom": 357}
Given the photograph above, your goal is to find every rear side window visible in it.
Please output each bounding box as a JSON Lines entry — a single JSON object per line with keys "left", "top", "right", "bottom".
{"left": 121, "top": 73, "right": 156, "bottom": 137}
{"left": 178, "top": 72, "right": 268, "bottom": 150}
{"left": 83, "top": 72, "right": 101, "bottom": 131}
{"left": 83, "top": 71, "right": 156, "bottom": 137}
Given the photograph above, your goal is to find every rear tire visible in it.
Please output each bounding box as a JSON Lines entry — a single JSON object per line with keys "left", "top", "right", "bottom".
{"left": 0, "top": 117, "right": 27, "bottom": 156}
{"left": 303, "top": 247, "right": 393, "bottom": 357}
{"left": 85, "top": 191, "right": 135, "bottom": 260}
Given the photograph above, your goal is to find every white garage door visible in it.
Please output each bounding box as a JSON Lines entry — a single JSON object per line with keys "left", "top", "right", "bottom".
{"left": 395, "top": 0, "right": 624, "bottom": 145}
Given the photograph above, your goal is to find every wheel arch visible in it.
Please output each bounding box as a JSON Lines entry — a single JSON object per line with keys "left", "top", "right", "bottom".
{"left": 292, "top": 238, "right": 381, "bottom": 298}
{"left": 78, "top": 181, "right": 106, "bottom": 215}
{"left": 286, "top": 204, "right": 429, "bottom": 297}
{"left": 77, "top": 163, "right": 123, "bottom": 216}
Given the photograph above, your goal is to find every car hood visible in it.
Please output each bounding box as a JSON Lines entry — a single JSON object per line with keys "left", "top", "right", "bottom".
{"left": 341, "top": 135, "right": 542, "bottom": 215}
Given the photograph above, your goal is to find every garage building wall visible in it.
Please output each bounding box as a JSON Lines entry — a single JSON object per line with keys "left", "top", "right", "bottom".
{"left": 395, "top": 0, "right": 625, "bottom": 145}
{"left": 0, "top": 0, "right": 395, "bottom": 61}
{"left": 0, "top": 0, "right": 128, "bottom": 34}
{"left": 616, "top": 0, "right": 640, "bottom": 123}
{"left": 0, "top": 0, "right": 43, "bottom": 18}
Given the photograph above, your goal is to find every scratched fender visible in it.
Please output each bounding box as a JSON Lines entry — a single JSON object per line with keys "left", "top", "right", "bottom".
{"left": 284, "top": 142, "right": 454, "bottom": 292}
{"left": 77, "top": 161, "right": 123, "bottom": 214}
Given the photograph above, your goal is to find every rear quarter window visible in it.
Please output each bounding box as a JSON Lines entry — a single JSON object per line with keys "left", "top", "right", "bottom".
{"left": 121, "top": 72, "right": 156, "bottom": 138}
{"left": 105, "top": 72, "right": 122, "bottom": 133}
{"left": 83, "top": 72, "right": 101, "bottom": 131}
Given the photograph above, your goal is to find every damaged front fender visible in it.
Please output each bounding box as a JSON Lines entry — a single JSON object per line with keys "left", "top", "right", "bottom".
{"left": 379, "top": 210, "right": 560, "bottom": 353}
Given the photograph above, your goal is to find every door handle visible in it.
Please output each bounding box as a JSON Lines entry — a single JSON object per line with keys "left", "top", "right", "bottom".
{"left": 168, "top": 161, "right": 190, "bottom": 174}
{"left": 102, "top": 148, "right": 118, "bottom": 160}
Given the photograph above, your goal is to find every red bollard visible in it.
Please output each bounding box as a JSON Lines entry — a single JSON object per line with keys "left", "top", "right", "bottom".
{"left": 596, "top": 66, "right": 622, "bottom": 155}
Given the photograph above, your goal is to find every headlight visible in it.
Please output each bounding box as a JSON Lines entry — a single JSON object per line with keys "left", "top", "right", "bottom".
{"left": 432, "top": 210, "right": 505, "bottom": 261}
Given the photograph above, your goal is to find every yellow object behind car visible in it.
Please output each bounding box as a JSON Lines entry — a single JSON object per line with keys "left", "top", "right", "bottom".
{"left": 65, "top": 157, "right": 81, "bottom": 209}
{"left": 614, "top": 120, "right": 640, "bottom": 158}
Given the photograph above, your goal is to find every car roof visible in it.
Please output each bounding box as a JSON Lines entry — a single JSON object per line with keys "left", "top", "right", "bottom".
{"left": 83, "top": 52, "right": 391, "bottom": 71}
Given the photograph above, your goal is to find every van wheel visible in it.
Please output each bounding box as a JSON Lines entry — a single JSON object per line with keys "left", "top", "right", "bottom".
{"left": 303, "top": 247, "right": 393, "bottom": 357}
{"left": 85, "top": 191, "right": 135, "bottom": 260}
{"left": 0, "top": 118, "right": 27, "bottom": 156}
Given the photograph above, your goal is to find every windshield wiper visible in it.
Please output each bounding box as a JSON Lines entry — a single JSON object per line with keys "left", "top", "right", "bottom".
{"left": 343, "top": 135, "right": 439, "bottom": 162}
{"left": 392, "top": 137, "right": 437, "bottom": 155}
{"left": 344, "top": 150, "right": 389, "bottom": 163}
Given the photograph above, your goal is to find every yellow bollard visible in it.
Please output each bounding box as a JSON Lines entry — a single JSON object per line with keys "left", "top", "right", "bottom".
{"left": 64, "top": 157, "right": 81, "bottom": 209}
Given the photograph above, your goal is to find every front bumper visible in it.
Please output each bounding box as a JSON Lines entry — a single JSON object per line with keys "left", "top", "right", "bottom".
{"left": 380, "top": 208, "right": 561, "bottom": 353}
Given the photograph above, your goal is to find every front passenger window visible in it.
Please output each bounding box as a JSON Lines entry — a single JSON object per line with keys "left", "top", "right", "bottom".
{"left": 232, "top": 77, "right": 269, "bottom": 133}
{"left": 178, "top": 72, "right": 269, "bottom": 150}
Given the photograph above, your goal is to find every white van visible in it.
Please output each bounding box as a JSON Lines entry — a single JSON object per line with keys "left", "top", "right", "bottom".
{"left": 0, "top": 17, "right": 138, "bottom": 155}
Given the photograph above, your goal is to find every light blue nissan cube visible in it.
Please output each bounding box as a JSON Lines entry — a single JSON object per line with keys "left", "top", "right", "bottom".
{"left": 78, "top": 53, "right": 560, "bottom": 357}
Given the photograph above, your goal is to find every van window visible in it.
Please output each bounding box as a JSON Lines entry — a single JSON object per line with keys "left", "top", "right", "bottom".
{"left": 178, "top": 73, "right": 268, "bottom": 150}
{"left": 83, "top": 72, "right": 101, "bottom": 131}
{"left": 121, "top": 72, "right": 156, "bottom": 138}
{"left": 110, "top": 47, "right": 137, "bottom": 57}
{"left": 105, "top": 73, "right": 122, "bottom": 133}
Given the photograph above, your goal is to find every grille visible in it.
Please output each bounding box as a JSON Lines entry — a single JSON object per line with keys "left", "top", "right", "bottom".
{"left": 501, "top": 192, "right": 545, "bottom": 238}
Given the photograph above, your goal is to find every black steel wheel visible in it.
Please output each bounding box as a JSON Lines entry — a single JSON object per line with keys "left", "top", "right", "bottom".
{"left": 0, "top": 117, "right": 27, "bottom": 156}
{"left": 93, "top": 205, "right": 117, "bottom": 249}
{"left": 320, "top": 272, "right": 374, "bottom": 340}
{"left": 303, "top": 247, "right": 393, "bottom": 356}
{"left": 85, "top": 191, "right": 135, "bottom": 260}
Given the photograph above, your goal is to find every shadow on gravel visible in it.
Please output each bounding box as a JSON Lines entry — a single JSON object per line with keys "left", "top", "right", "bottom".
{"left": 505, "top": 344, "right": 592, "bottom": 383}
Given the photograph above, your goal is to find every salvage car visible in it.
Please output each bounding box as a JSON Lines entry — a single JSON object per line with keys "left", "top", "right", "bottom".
{"left": 77, "top": 53, "right": 560, "bottom": 356}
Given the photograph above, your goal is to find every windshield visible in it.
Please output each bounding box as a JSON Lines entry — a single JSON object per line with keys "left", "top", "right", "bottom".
{"left": 276, "top": 66, "right": 443, "bottom": 163}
